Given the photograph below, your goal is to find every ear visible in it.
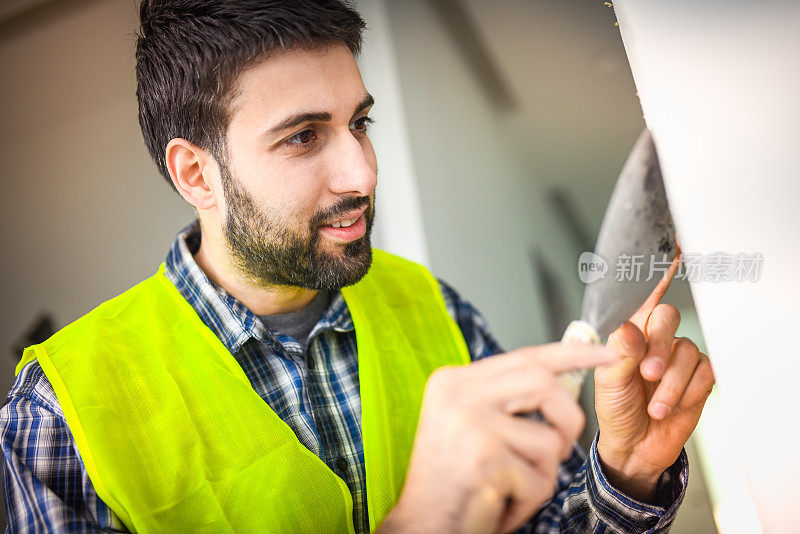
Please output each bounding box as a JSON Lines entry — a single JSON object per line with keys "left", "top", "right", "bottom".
{"left": 165, "top": 138, "right": 218, "bottom": 210}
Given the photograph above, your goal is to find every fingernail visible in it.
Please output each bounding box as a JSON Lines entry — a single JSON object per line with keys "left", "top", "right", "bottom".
{"left": 644, "top": 359, "right": 663, "bottom": 378}
{"left": 651, "top": 402, "right": 670, "bottom": 420}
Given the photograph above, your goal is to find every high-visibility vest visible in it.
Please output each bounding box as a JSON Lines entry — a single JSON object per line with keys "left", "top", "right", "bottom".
{"left": 18, "top": 249, "right": 471, "bottom": 533}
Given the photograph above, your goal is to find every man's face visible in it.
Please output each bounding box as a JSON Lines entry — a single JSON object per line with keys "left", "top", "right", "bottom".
{"left": 218, "top": 44, "right": 378, "bottom": 290}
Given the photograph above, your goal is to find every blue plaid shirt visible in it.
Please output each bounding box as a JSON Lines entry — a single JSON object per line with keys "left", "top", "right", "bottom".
{"left": 1, "top": 221, "right": 687, "bottom": 533}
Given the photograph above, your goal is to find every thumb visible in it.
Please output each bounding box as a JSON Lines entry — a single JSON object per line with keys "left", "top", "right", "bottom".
{"left": 596, "top": 321, "right": 647, "bottom": 386}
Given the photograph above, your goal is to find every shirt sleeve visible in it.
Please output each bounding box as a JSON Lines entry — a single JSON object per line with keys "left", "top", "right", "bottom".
{"left": 1, "top": 361, "right": 127, "bottom": 533}
{"left": 437, "top": 279, "right": 689, "bottom": 533}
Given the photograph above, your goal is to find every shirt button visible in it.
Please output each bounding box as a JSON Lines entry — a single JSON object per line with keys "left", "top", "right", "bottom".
{"left": 306, "top": 355, "right": 315, "bottom": 370}
{"left": 336, "top": 457, "right": 348, "bottom": 472}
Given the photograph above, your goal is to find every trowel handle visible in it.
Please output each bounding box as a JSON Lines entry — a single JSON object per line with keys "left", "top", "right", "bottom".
{"left": 559, "top": 320, "right": 601, "bottom": 399}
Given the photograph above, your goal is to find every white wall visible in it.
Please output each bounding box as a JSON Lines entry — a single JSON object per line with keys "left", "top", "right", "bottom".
{"left": 383, "top": 0, "right": 554, "bottom": 350}
{"left": 354, "top": 0, "right": 431, "bottom": 266}
{"left": 0, "top": 0, "right": 194, "bottom": 389}
{"left": 614, "top": 2, "right": 800, "bottom": 530}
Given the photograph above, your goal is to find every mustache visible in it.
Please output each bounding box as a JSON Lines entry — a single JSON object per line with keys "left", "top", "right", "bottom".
{"left": 312, "top": 196, "right": 371, "bottom": 227}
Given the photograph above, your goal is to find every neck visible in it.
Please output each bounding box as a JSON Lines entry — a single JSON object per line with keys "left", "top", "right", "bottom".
{"left": 192, "top": 220, "right": 318, "bottom": 316}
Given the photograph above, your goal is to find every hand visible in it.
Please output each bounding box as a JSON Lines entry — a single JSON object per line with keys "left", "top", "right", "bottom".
{"left": 594, "top": 256, "right": 716, "bottom": 502}
{"left": 378, "top": 343, "right": 618, "bottom": 534}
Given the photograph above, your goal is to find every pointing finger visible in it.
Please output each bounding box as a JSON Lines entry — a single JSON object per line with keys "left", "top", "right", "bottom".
{"left": 477, "top": 344, "right": 618, "bottom": 377}
{"left": 523, "top": 343, "right": 619, "bottom": 374}
{"left": 629, "top": 250, "right": 681, "bottom": 332}
{"left": 464, "top": 344, "right": 617, "bottom": 413}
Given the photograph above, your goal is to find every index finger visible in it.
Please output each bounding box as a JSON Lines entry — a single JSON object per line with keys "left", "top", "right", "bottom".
{"left": 629, "top": 248, "right": 682, "bottom": 331}
{"left": 510, "top": 343, "right": 619, "bottom": 374}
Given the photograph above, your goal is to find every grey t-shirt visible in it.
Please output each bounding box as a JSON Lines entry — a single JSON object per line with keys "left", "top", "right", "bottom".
{"left": 258, "top": 290, "right": 330, "bottom": 348}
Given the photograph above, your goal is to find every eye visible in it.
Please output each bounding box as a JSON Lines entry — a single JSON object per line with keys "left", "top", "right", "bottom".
{"left": 351, "top": 116, "right": 374, "bottom": 133}
{"left": 286, "top": 128, "right": 316, "bottom": 147}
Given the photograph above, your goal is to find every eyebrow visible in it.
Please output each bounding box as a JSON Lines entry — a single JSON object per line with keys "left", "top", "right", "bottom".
{"left": 264, "top": 93, "right": 375, "bottom": 139}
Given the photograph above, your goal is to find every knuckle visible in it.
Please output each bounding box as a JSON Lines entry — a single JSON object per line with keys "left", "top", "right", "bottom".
{"left": 673, "top": 337, "right": 700, "bottom": 360}
{"left": 529, "top": 366, "right": 555, "bottom": 391}
{"left": 542, "top": 393, "right": 584, "bottom": 442}
{"left": 674, "top": 336, "right": 698, "bottom": 352}
{"left": 507, "top": 346, "right": 537, "bottom": 367}
{"left": 654, "top": 303, "right": 681, "bottom": 326}
{"left": 553, "top": 394, "right": 585, "bottom": 438}
{"left": 532, "top": 482, "right": 554, "bottom": 506}
{"left": 540, "top": 426, "right": 565, "bottom": 458}
{"left": 426, "top": 366, "right": 461, "bottom": 398}
{"left": 696, "top": 357, "right": 716, "bottom": 385}
{"left": 450, "top": 405, "right": 480, "bottom": 431}
{"left": 474, "top": 485, "right": 505, "bottom": 517}
{"left": 514, "top": 348, "right": 552, "bottom": 377}
{"left": 464, "top": 432, "right": 497, "bottom": 472}
{"left": 538, "top": 449, "right": 562, "bottom": 481}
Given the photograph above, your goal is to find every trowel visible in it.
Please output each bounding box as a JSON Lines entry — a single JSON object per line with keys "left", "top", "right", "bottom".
{"left": 559, "top": 129, "right": 678, "bottom": 397}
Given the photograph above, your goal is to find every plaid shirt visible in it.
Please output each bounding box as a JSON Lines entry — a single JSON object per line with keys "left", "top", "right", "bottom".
{"left": 2, "top": 221, "right": 687, "bottom": 533}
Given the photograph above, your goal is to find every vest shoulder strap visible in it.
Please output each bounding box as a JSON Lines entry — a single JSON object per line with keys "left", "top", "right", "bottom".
{"left": 343, "top": 250, "right": 471, "bottom": 527}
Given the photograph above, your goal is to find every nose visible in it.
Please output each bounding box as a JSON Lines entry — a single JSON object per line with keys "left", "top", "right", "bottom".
{"left": 327, "top": 130, "right": 377, "bottom": 197}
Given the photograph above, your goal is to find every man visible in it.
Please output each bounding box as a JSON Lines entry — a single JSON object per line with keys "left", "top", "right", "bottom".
{"left": 1, "top": 1, "right": 715, "bottom": 532}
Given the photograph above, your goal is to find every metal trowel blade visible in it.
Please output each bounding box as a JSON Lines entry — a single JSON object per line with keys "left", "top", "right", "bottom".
{"left": 580, "top": 129, "right": 678, "bottom": 339}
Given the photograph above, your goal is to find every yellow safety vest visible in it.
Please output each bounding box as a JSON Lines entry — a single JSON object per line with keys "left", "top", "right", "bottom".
{"left": 17, "top": 249, "right": 471, "bottom": 533}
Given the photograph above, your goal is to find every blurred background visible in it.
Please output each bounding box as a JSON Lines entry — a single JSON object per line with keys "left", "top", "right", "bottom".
{"left": 0, "top": 0, "right": 760, "bottom": 532}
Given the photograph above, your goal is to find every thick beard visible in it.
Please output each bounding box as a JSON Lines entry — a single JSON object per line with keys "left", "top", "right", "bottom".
{"left": 219, "top": 162, "right": 374, "bottom": 290}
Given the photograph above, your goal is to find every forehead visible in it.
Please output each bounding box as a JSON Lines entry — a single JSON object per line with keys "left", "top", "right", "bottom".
{"left": 227, "top": 44, "right": 366, "bottom": 126}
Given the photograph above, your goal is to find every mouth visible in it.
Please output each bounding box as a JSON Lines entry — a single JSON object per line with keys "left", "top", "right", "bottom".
{"left": 328, "top": 217, "right": 359, "bottom": 229}
{"left": 318, "top": 206, "right": 368, "bottom": 243}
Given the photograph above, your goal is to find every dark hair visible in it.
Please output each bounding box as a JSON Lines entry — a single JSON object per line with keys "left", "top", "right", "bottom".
{"left": 136, "top": 0, "right": 366, "bottom": 189}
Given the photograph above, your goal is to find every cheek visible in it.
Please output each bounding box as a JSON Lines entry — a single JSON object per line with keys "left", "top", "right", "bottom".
{"left": 276, "top": 183, "right": 330, "bottom": 229}
{"left": 259, "top": 159, "right": 321, "bottom": 212}
{"left": 278, "top": 159, "right": 341, "bottom": 215}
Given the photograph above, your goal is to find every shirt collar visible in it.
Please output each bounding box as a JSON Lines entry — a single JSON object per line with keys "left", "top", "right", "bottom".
{"left": 163, "top": 219, "right": 354, "bottom": 354}
{"left": 316, "top": 291, "right": 355, "bottom": 334}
